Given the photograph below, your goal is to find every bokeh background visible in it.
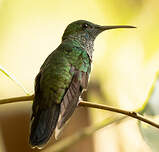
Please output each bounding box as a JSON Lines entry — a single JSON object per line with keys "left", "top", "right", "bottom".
{"left": 0, "top": 0, "right": 159, "bottom": 151}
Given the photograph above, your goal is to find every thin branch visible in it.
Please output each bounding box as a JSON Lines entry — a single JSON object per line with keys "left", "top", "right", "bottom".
{"left": 0, "top": 95, "right": 34, "bottom": 104}
{"left": 79, "top": 101, "right": 159, "bottom": 129}
{"left": 0, "top": 95, "right": 158, "bottom": 129}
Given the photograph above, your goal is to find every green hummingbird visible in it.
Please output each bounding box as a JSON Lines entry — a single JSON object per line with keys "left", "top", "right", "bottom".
{"left": 29, "top": 20, "right": 135, "bottom": 148}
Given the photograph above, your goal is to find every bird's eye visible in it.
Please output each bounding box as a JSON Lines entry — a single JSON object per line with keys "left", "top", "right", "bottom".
{"left": 82, "top": 23, "right": 89, "bottom": 29}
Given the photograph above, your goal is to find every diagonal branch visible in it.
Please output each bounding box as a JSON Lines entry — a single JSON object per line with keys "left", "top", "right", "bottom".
{"left": 43, "top": 115, "right": 125, "bottom": 152}
{"left": 0, "top": 94, "right": 158, "bottom": 129}
{"left": 79, "top": 101, "right": 159, "bottom": 129}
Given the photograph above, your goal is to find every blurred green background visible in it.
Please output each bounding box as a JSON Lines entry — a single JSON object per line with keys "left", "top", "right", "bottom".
{"left": 0, "top": 0, "right": 159, "bottom": 152}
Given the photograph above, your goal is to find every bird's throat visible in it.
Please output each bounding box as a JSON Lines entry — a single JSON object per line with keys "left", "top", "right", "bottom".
{"left": 65, "top": 34, "right": 94, "bottom": 61}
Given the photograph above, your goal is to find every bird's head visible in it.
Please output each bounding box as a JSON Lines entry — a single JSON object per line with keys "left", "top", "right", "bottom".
{"left": 62, "top": 20, "right": 136, "bottom": 42}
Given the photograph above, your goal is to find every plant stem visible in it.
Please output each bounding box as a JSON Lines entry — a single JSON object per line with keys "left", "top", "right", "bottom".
{"left": 0, "top": 95, "right": 158, "bottom": 129}
{"left": 0, "top": 95, "right": 34, "bottom": 104}
{"left": 79, "top": 101, "right": 159, "bottom": 129}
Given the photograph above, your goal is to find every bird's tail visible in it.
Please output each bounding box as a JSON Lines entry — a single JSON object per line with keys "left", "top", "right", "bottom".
{"left": 29, "top": 104, "right": 60, "bottom": 149}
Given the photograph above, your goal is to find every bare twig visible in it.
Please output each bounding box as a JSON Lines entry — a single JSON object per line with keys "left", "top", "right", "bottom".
{"left": 79, "top": 101, "right": 159, "bottom": 129}
{"left": 0, "top": 95, "right": 34, "bottom": 104}
{"left": 0, "top": 95, "right": 158, "bottom": 130}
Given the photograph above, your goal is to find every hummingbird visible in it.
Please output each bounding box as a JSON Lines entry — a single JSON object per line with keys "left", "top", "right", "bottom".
{"left": 29, "top": 20, "right": 135, "bottom": 148}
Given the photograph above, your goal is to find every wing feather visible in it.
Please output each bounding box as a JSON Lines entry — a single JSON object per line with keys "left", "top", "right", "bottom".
{"left": 56, "top": 67, "right": 89, "bottom": 132}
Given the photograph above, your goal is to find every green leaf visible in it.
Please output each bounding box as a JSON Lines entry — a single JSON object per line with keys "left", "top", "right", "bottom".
{"left": 138, "top": 72, "right": 159, "bottom": 152}
{"left": 0, "top": 65, "right": 29, "bottom": 95}
{"left": 144, "top": 73, "right": 159, "bottom": 115}
{"left": 139, "top": 116, "right": 159, "bottom": 152}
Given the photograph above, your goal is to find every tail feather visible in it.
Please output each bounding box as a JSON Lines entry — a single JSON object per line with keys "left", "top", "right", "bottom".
{"left": 29, "top": 104, "right": 60, "bottom": 148}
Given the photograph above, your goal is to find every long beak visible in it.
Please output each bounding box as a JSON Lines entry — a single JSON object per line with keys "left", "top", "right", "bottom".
{"left": 99, "top": 25, "right": 136, "bottom": 31}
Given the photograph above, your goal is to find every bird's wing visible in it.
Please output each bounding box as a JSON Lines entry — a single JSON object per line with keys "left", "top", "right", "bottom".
{"left": 31, "top": 72, "right": 42, "bottom": 118}
{"left": 30, "top": 71, "right": 60, "bottom": 148}
{"left": 55, "top": 66, "right": 89, "bottom": 138}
